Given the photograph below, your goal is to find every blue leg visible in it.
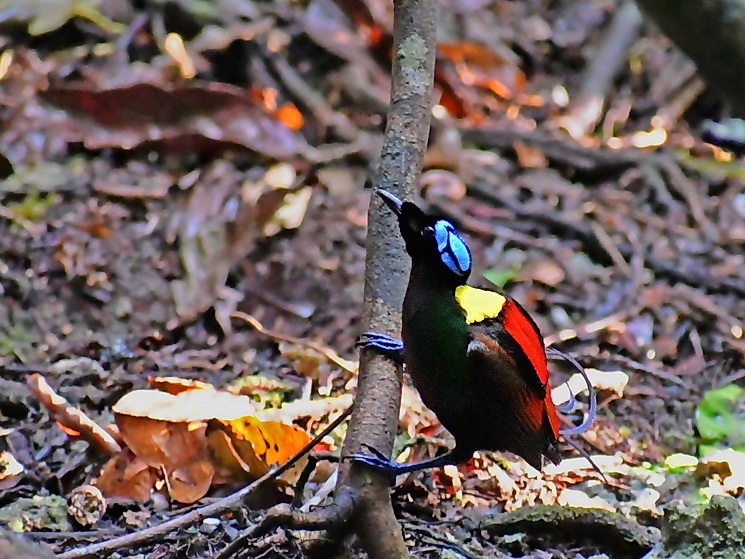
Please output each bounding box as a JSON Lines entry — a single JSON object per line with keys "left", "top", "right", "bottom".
{"left": 348, "top": 444, "right": 465, "bottom": 484}
{"left": 356, "top": 331, "right": 404, "bottom": 365}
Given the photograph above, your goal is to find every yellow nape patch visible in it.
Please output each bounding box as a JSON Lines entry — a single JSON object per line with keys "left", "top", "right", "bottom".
{"left": 455, "top": 285, "right": 507, "bottom": 324}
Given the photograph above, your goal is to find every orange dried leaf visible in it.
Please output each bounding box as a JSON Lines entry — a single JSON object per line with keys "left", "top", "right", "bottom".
{"left": 114, "top": 415, "right": 215, "bottom": 503}
{"left": 207, "top": 428, "right": 265, "bottom": 483}
{"left": 167, "top": 457, "right": 215, "bottom": 504}
{"left": 148, "top": 376, "right": 215, "bottom": 395}
{"left": 96, "top": 450, "right": 157, "bottom": 502}
{"left": 437, "top": 41, "right": 525, "bottom": 101}
{"left": 275, "top": 103, "right": 304, "bottom": 130}
{"left": 224, "top": 416, "right": 311, "bottom": 467}
{"left": 115, "top": 415, "right": 208, "bottom": 469}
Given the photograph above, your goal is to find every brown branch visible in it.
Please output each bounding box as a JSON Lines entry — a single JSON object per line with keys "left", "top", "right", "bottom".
{"left": 481, "top": 505, "right": 659, "bottom": 557}
{"left": 214, "top": 494, "right": 356, "bottom": 559}
{"left": 334, "top": 0, "right": 438, "bottom": 558}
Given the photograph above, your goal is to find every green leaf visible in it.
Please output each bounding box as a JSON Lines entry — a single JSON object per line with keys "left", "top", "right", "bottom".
{"left": 483, "top": 264, "right": 521, "bottom": 289}
{"left": 695, "top": 384, "right": 745, "bottom": 450}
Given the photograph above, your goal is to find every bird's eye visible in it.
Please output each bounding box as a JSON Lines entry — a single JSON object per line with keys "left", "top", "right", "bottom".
{"left": 433, "top": 220, "right": 471, "bottom": 276}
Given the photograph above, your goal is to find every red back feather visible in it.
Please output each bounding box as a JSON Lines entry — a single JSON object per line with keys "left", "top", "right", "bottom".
{"left": 501, "top": 300, "right": 560, "bottom": 436}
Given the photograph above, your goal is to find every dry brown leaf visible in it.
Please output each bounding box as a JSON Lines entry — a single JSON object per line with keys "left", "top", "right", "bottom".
{"left": 113, "top": 415, "right": 214, "bottom": 503}
{"left": 111, "top": 385, "right": 312, "bottom": 497}
{"left": 207, "top": 427, "right": 267, "bottom": 482}
{"left": 207, "top": 430, "right": 264, "bottom": 485}
{"left": 96, "top": 450, "right": 157, "bottom": 503}
{"left": 27, "top": 374, "right": 121, "bottom": 456}
{"left": 437, "top": 41, "right": 525, "bottom": 100}
{"left": 40, "top": 82, "right": 308, "bottom": 159}
{"left": 166, "top": 454, "right": 215, "bottom": 504}
{"left": 148, "top": 376, "right": 216, "bottom": 396}
{"left": 167, "top": 165, "right": 294, "bottom": 333}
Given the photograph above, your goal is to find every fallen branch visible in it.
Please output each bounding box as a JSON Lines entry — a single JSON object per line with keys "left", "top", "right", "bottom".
{"left": 481, "top": 504, "right": 659, "bottom": 557}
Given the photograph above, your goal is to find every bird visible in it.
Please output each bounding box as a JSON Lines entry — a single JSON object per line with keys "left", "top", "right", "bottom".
{"left": 351, "top": 189, "right": 595, "bottom": 478}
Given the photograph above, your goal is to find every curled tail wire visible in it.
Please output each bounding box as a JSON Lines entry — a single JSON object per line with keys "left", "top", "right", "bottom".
{"left": 546, "top": 346, "right": 597, "bottom": 436}
{"left": 546, "top": 346, "right": 606, "bottom": 481}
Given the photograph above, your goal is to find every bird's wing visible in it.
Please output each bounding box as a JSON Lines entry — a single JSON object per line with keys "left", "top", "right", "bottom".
{"left": 455, "top": 285, "right": 549, "bottom": 393}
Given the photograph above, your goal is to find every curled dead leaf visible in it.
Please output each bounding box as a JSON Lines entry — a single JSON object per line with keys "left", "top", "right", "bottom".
{"left": 96, "top": 450, "right": 157, "bottom": 503}
{"left": 110, "top": 385, "right": 313, "bottom": 499}
{"left": 552, "top": 369, "right": 629, "bottom": 407}
{"left": 113, "top": 388, "right": 255, "bottom": 422}
{"left": 148, "top": 376, "right": 216, "bottom": 396}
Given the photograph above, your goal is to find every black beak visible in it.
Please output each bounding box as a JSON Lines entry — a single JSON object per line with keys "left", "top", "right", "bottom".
{"left": 376, "top": 189, "right": 403, "bottom": 216}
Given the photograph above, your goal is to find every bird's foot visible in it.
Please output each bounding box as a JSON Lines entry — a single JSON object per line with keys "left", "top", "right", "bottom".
{"left": 355, "top": 332, "right": 404, "bottom": 364}
{"left": 348, "top": 444, "right": 404, "bottom": 484}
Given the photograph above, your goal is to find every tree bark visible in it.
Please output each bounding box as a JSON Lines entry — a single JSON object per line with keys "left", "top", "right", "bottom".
{"left": 635, "top": 0, "right": 745, "bottom": 116}
{"left": 335, "top": 1, "right": 438, "bottom": 558}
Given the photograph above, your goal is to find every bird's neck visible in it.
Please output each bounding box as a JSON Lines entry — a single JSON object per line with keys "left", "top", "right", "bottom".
{"left": 403, "top": 260, "right": 466, "bottom": 326}
{"left": 407, "top": 259, "right": 461, "bottom": 295}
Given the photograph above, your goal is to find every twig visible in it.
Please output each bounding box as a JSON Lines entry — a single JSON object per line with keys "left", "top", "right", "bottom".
{"left": 589, "top": 221, "right": 632, "bottom": 278}
{"left": 58, "top": 407, "right": 353, "bottom": 559}
{"left": 657, "top": 157, "right": 718, "bottom": 239}
{"left": 231, "top": 311, "right": 357, "bottom": 374}
{"left": 405, "top": 523, "right": 478, "bottom": 559}
{"left": 559, "top": 0, "right": 643, "bottom": 139}
{"left": 214, "top": 492, "right": 355, "bottom": 559}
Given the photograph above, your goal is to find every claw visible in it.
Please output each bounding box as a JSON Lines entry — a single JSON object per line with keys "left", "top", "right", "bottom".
{"left": 348, "top": 444, "right": 462, "bottom": 485}
{"left": 356, "top": 332, "right": 405, "bottom": 364}
{"left": 348, "top": 445, "right": 401, "bottom": 484}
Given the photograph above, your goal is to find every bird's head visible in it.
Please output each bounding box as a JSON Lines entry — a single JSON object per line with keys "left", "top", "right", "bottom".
{"left": 377, "top": 189, "right": 472, "bottom": 284}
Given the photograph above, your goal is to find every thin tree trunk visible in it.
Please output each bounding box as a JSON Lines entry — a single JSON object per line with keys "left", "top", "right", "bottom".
{"left": 335, "top": 0, "right": 438, "bottom": 558}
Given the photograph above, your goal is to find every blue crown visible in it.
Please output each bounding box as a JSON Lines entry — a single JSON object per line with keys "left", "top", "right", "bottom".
{"left": 433, "top": 220, "right": 471, "bottom": 276}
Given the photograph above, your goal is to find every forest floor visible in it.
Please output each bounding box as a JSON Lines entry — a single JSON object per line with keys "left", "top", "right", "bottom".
{"left": 1, "top": 1, "right": 744, "bottom": 558}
